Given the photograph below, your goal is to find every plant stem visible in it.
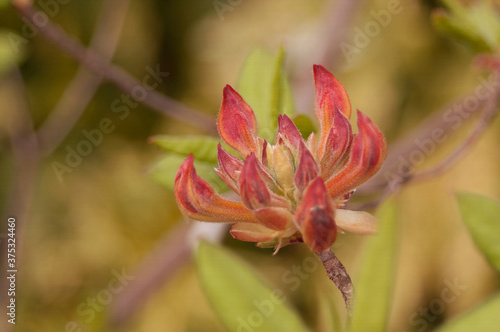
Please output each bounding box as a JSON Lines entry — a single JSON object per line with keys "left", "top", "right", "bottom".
{"left": 315, "top": 248, "right": 354, "bottom": 315}
{"left": 13, "top": 2, "right": 218, "bottom": 135}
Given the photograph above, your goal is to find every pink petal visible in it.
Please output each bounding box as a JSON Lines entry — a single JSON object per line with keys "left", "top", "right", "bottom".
{"left": 314, "top": 65, "right": 352, "bottom": 155}
{"left": 275, "top": 114, "right": 303, "bottom": 152}
{"left": 230, "top": 223, "right": 276, "bottom": 242}
{"left": 319, "top": 107, "right": 353, "bottom": 178}
{"left": 325, "top": 110, "right": 387, "bottom": 198}
{"left": 174, "top": 155, "right": 257, "bottom": 223}
{"left": 215, "top": 143, "right": 243, "bottom": 192}
{"left": 217, "top": 85, "right": 258, "bottom": 157}
{"left": 239, "top": 154, "right": 272, "bottom": 210}
{"left": 335, "top": 209, "right": 377, "bottom": 235}
{"left": 294, "top": 177, "right": 337, "bottom": 251}
{"left": 293, "top": 141, "right": 319, "bottom": 194}
{"left": 254, "top": 207, "right": 293, "bottom": 231}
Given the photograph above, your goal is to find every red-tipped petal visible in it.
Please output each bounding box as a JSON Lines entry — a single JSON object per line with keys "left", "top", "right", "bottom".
{"left": 325, "top": 110, "right": 387, "bottom": 198}
{"left": 275, "top": 114, "right": 303, "bottom": 151}
{"left": 230, "top": 223, "right": 276, "bottom": 242}
{"left": 254, "top": 207, "right": 293, "bottom": 231}
{"left": 239, "top": 154, "right": 272, "bottom": 210}
{"left": 294, "top": 141, "right": 319, "bottom": 193}
{"left": 294, "top": 177, "right": 337, "bottom": 251}
{"left": 217, "top": 85, "right": 258, "bottom": 157}
{"left": 319, "top": 107, "right": 353, "bottom": 177}
{"left": 174, "top": 155, "right": 257, "bottom": 223}
{"left": 314, "top": 65, "right": 351, "bottom": 154}
{"left": 216, "top": 144, "right": 243, "bottom": 192}
{"left": 314, "top": 65, "right": 351, "bottom": 120}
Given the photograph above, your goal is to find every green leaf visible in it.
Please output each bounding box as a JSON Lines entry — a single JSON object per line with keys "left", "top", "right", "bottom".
{"left": 349, "top": 201, "right": 398, "bottom": 332}
{"left": 314, "top": 286, "right": 342, "bottom": 332}
{"left": 456, "top": 193, "right": 500, "bottom": 274}
{"left": 238, "top": 48, "right": 295, "bottom": 142}
{"left": 196, "top": 242, "right": 311, "bottom": 332}
{"left": 149, "top": 154, "right": 227, "bottom": 192}
{"left": 435, "top": 293, "right": 500, "bottom": 332}
{"left": 432, "top": 0, "right": 500, "bottom": 53}
{"left": 150, "top": 135, "right": 221, "bottom": 164}
{"left": 0, "top": 30, "right": 28, "bottom": 76}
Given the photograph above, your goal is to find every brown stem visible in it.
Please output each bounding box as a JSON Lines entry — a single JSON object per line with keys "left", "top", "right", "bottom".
{"left": 356, "top": 71, "right": 500, "bottom": 211}
{"left": 109, "top": 222, "right": 192, "bottom": 327}
{"left": 315, "top": 249, "right": 354, "bottom": 315}
{"left": 358, "top": 71, "right": 499, "bottom": 196}
{"left": 37, "top": 0, "right": 131, "bottom": 155}
{"left": 0, "top": 69, "right": 39, "bottom": 332}
{"left": 13, "top": 3, "right": 218, "bottom": 135}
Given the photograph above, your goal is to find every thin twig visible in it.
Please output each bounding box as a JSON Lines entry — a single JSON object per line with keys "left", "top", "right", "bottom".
{"left": 13, "top": 3, "right": 218, "bottom": 135}
{"left": 316, "top": 249, "right": 354, "bottom": 315}
{"left": 409, "top": 89, "right": 499, "bottom": 183}
{"left": 0, "top": 69, "right": 39, "bottom": 332}
{"left": 109, "top": 222, "right": 192, "bottom": 327}
{"left": 37, "top": 0, "right": 131, "bottom": 155}
{"left": 110, "top": 222, "right": 228, "bottom": 327}
{"left": 358, "top": 88, "right": 488, "bottom": 194}
{"left": 356, "top": 71, "right": 500, "bottom": 210}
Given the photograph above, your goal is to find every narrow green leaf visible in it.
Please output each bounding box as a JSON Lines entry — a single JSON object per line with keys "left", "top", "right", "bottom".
{"left": 149, "top": 154, "right": 227, "bottom": 192}
{"left": 456, "top": 193, "right": 500, "bottom": 274}
{"left": 238, "top": 48, "right": 295, "bottom": 142}
{"left": 435, "top": 293, "right": 500, "bottom": 332}
{"left": 272, "top": 47, "right": 295, "bottom": 119}
{"left": 432, "top": 0, "right": 500, "bottom": 53}
{"left": 150, "top": 135, "right": 221, "bottom": 164}
{"left": 349, "top": 201, "right": 398, "bottom": 332}
{"left": 315, "top": 286, "right": 341, "bottom": 332}
{"left": 196, "top": 242, "right": 311, "bottom": 332}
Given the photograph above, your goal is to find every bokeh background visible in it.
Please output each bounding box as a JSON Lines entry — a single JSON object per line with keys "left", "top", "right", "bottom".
{"left": 0, "top": 0, "right": 499, "bottom": 331}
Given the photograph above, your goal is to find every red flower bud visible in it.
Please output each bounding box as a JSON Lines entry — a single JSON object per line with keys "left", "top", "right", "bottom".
{"left": 275, "top": 114, "right": 304, "bottom": 152}
{"left": 325, "top": 110, "right": 387, "bottom": 198}
{"left": 294, "top": 177, "right": 337, "bottom": 251}
{"left": 174, "top": 155, "right": 257, "bottom": 223}
{"left": 294, "top": 141, "right": 320, "bottom": 194}
{"left": 217, "top": 85, "right": 258, "bottom": 157}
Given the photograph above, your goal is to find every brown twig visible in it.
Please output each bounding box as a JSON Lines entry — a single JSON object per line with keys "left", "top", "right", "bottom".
{"left": 358, "top": 68, "right": 500, "bottom": 196}
{"left": 0, "top": 69, "right": 39, "bottom": 332}
{"left": 37, "top": 0, "right": 131, "bottom": 155}
{"left": 109, "top": 221, "right": 228, "bottom": 327}
{"left": 409, "top": 89, "right": 499, "bottom": 183}
{"left": 109, "top": 222, "right": 192, "bottom": 327}
{"left": 315, "top": 249, "right": 354, "bottom": 315}
{"left": 13, "top": 3, "right": 218, "bottom": 135}
{"left": 356, "top": 71, "right": 500, "bottom": 210}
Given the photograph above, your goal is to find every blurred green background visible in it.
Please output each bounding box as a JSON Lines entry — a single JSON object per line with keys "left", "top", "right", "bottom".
{"left": 1, "top": 0, "right": 500, "bottom": 331}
